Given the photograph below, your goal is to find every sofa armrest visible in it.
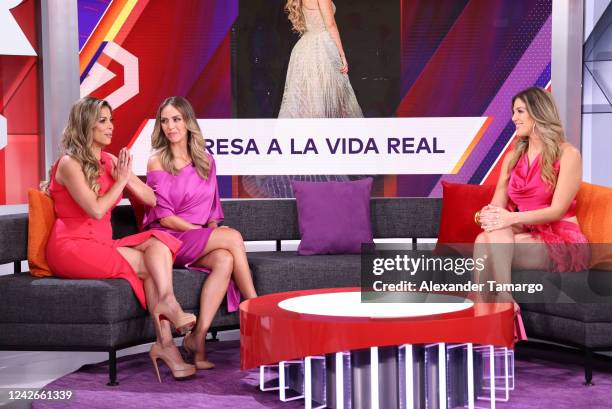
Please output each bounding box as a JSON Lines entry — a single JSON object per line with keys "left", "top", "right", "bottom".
{"left": 0, "top": 213, "right": 28, "bottom": 265}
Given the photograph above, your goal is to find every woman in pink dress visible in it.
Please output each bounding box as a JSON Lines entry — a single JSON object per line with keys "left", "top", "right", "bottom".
{"left": 143, "top": 96, "right": 258, "bottom": 369}
{"left": 46, "top": 97, "right": 197, "bottom": 381}
{"left": 475, "top": 87, "right": 589, "bottom": 338}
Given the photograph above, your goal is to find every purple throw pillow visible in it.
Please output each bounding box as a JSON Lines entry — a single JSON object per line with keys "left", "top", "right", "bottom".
{"left": 292, "top": 178, "right": 374, "bottom": 255}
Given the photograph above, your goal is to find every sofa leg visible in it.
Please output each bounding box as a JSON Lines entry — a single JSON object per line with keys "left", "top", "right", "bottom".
{"left": 107, "top": 350, "right": 119, "bottom": 386}
{"left": 584, "top": 348, "right": 594, "bottom": 386}
{"left": 209, "top": 330, "right": 219, "bottom": 342}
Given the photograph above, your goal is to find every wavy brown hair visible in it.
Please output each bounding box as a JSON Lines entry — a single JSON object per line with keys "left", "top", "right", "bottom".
{"left": 508, "top": 87, "right": 565, "bottom": 188}
{"left": 285, "top": 0, "right": 306, "bottom": 34}
{"left": 151, "top": 96, "right": 210, "bottom": 179}
{"left": 41, "top": 97, "right": 111, "bottom": 194}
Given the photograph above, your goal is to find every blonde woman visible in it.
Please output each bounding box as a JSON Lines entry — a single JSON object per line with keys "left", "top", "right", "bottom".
{"left": 45, "top": 97, "right": 197, "bottom": 381}
{"left": 143, "top": 96, "right": 257, "bottom": 369}
{"left": 474, "top": 87, "right": 589, "bottom": 336}
{"left": 279, "top": 0, "right": 362, "bottom": 117}
{"left": 244, "top": 0, "right": 364, "bottom": 198}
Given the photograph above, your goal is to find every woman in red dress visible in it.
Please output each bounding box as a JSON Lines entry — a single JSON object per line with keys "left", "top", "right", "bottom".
{"left": 45, "top": 97, "right": 196, "bottom": 381}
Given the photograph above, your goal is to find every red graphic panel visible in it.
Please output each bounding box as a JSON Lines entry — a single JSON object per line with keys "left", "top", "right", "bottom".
{"left": 0, "top": 0, "right": 41, "bottom": 204}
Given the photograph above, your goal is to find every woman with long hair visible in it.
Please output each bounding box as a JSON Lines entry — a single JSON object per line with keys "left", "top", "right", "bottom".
{"left": 143, "top": 96, "right": 258, "bottom": 369}
{"left": 474, "top": 87, "right": 589, "bottom": 332}
{"left": 280, "top": 0, "right": 362, "bottom": 118}
{"left": 46, "top": 97, "right": 197, "bottom": 381}
{"left": 243, "top": 0, "right": 364, "bottom": 198}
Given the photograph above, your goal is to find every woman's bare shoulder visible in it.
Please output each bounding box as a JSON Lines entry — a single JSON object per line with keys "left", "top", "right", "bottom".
{"left": 57, "top": 154, "right": 80, "bottom": 171}
{"left": 559, "top": 142, "right": 581, "bottom": 161}
{"left": 147, "top": 154, "right": 164, "bottom": 171}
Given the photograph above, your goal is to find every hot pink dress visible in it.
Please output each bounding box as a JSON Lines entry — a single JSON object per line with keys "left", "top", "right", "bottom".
{"left": 508, "top": 151, "right": 590, "bottom": 272}
{"left": 46, "top": 152, "right": 182, "bottom": 309}
{"left": 142, "top": 154, "right": 241, "bottom": 312}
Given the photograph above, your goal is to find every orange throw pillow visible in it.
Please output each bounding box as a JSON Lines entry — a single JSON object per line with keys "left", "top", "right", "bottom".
{"left": 27, "top": 189, "right": 55, "bottom": 277}
{"left": 575, "top": 182, "right": 612, "bottom": 270}
{"left": 435, "top": 181, "right": 496, "bottom": 253}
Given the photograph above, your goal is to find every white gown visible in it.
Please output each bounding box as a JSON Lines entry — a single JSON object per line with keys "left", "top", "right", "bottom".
{"left": 243, "top": 3, "right": 363, "bottom": 198}
{"left": 278, "top": 3, "right": 363, "bottom": 118}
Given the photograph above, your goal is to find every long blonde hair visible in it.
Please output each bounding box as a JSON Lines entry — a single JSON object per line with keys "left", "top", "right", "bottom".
{"left": 43, "top": 97, "right": 111, "bottom": 194}
{"left": 285, "top": 0, "right": 306, "bottom": 34}
{"left": 151, "top": 96, "right": 210, "bottom": 179}
{"left": 508, "top": 87, "right": 565, "bottom": 188}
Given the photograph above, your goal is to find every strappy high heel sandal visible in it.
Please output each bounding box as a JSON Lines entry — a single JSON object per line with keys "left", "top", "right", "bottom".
{"left": 149, "top": 343, "right": 196, "bottom": 382}
{"left": 183, "top": 332, "right": 215, "bottom": 370}
{"left": 152, "top": 302, "right": 196, "bottom": 335}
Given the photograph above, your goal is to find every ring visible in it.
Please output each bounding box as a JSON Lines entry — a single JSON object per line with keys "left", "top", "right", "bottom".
{"left": 474, "top": 210, "right": 481, "bottom": 226}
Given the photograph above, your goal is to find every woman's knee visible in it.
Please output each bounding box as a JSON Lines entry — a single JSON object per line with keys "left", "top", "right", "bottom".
{"left": 211, "top": 249, "right": 234, "bottom": 276}
{"left": 475, "top": 231, "right": 489, "bottom": 244}
{"left": 224, "top": 228, "right": 245, "bottom": 250}
{"left": 146, "top": 237, "right": 172, "bottom": 256}
{"left": 117, "top": 247, "right": 148, "bottom": 278}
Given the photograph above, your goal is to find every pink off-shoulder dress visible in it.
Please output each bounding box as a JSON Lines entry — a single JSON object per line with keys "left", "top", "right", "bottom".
{"left": 508, "top": 151, "right": 590, "bottom": 272}
{"left": 142, "top": 154, "right": 241, "bottom": 311}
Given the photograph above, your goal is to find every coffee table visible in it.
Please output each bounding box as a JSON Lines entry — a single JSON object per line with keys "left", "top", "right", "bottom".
{"left": 240, "top": 287, "right": 515, "bottom": 409}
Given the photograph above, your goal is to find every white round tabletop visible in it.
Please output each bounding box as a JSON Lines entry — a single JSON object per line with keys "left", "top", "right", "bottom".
{"left": 277, "top": 291, "right": 473, "bottom": 318}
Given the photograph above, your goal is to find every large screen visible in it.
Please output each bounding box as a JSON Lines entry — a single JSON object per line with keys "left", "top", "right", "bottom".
{"left": 78, "top": 0, "right": 552, "bottom": 198}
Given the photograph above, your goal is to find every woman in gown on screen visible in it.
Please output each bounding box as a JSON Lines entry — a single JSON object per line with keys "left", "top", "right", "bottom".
{"left": 143, "top": 96, "right": 258, "bottom": 370}
{"left": 243, "top": 0, "right": 363, "bottom": 198}
{"left": 45, "top": 97, "right": 197, "bottom": 382}
{"left": 475, "top": 87, "right": 590, "bottom": 340}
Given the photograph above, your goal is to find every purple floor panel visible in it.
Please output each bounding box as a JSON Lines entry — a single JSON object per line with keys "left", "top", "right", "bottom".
{"left": 33, "top": 341, "right": 612, "bottom": 409}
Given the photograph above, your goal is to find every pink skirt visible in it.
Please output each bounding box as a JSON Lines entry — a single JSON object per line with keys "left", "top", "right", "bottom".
{"left": 526, "top": 220, "right": 590, "bottom": 272}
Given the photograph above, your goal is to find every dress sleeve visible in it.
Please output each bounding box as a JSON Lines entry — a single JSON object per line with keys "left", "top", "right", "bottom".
{"left": 207, "top": 155, "right": 224, "bottom": 224}
{"left": 142, "top": 171, "right": 175, "bottom": 228}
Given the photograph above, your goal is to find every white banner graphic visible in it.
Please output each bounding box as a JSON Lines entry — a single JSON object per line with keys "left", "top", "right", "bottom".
{"left": 0, "top": 0, "right": 36, "bottom": 56}
{"left": 131, "top": 117, "right": 488, "bottom": 175}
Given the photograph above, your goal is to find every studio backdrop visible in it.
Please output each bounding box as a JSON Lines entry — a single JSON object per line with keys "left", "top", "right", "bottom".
{"left": 0, "top": 0, "right": 553, "bottom": 203}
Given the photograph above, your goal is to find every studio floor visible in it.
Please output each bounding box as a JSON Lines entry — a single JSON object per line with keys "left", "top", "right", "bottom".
{"left": 1, "top": 332, "right": 611, "bottom": 409}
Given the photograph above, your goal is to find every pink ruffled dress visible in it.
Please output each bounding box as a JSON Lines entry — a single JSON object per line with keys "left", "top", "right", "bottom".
{"left": 142, "top": 154, "right": 241, "bottom": 312}
{"left": 508, "top": 152, "right": 590, "bottom": 272}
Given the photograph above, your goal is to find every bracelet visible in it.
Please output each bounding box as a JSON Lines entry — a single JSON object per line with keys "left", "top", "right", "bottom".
{"left": 474, "top": 210, "right": 481, "bottom": 226}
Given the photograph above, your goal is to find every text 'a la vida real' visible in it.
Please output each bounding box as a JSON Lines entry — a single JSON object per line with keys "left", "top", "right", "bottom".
{"left": 205, "top": 137, "right": 446, "bottom": 155}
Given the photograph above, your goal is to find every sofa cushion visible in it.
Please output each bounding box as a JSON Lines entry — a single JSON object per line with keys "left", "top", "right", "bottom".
{"left": 248, "top": 251, "right": 362, "bottom": 295}
{"left": 0, "top": 274, "right": 145, "bottom": 324}
{"left": 292, "top": 179, "right": 373, "bottom": 255}
{"left": 520, "top": 310, "right": 612, "bottom": 348}
{"left": 0, "top": 269, "right": 214, "bottom": 325}
{"left": 514, "top": 269, "right": 612, "bottom": 322}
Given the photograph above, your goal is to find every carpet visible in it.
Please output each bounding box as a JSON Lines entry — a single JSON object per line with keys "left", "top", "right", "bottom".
{"left": 33, "top": 341, "right": 612, "bottom": 409}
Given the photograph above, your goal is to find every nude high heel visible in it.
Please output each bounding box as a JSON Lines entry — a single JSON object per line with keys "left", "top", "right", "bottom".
{"left": 183, "top": 332, "right": 215, "bottom": 370}
{"left": 149, "top": 343, "right": 196, "bottom": 382}
{"left": 152, "top": 302, "right": 196, "bottom": 335}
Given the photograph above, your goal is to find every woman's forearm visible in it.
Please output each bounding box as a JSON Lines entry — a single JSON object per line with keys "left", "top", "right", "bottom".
{"left": 511, "top": 206, "right": 568, "bottom": 226}
{"left": 327, "top": 23, "right": 346, "bottom": 59}
{"left": 126, "top": 174, "right": 156, "bottom": 207}
{"left": 159, "top": 215, "right": 200, "bottom": 232}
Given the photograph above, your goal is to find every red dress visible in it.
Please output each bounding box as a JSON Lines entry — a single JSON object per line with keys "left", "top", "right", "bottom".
{"left": 46, "top": 152, "right": 182, "bottom": 309}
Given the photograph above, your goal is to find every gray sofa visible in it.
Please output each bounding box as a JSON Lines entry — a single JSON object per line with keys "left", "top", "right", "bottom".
{"left": 0, "top": 198, "right": 608, "bottom": 385}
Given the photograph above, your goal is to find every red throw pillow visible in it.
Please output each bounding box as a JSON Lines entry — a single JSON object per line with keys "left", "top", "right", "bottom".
{"left": 435, "top": 181, "right": 495, "bottom": 253}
